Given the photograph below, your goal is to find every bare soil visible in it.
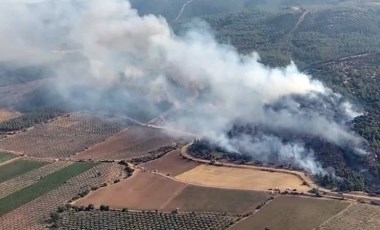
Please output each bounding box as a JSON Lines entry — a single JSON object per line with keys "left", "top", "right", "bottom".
{"left": 141, "top": 150, "right": 200, "bottom": 176}
{"left": 176, "top": 164, "right": 311, "bottom": 192}
{"left": 0, "top": 109, "right": 21, "bottom": 123}
{"left": 74, "top": 170, "right": 187, "bottom": 210}
{"left": 73, "top": 126, "right": 176, "bottom": 161}
{"left": 162, "top": 185, "right": 270, "bottom": 214}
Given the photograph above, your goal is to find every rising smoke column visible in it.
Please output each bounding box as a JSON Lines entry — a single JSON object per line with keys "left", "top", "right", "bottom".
{"left": 0, "top": 0, "right": 366, "bottom": 174}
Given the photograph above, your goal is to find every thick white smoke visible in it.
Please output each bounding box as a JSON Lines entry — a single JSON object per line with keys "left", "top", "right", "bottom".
{"left": 0, "top": 0, "right": 366, "bottom": 173}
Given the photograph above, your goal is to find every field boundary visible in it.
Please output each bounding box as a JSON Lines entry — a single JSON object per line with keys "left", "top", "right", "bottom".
{"left": 316, "top": 202, "right": 353, "bottom": 228}
{"left": 180, "top": 143, "right": 380, "bottom": 204}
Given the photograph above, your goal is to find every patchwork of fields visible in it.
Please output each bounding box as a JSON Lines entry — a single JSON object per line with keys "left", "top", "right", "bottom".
{"left": 0, "top": 114, "right": 128, "bottom": 158}
{"left": 0, "top": 112, "right": 380, "bottom": 229}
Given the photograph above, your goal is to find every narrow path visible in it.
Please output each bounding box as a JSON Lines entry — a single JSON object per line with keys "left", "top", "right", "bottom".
{"left": 315, "top": 202, "right": 353, "bottom": 229}
{"left": 290, "top": 9, "right": 310, "bottom": 33}
{"left": 172, "top": 0, "right": 194, "bottom": 22}
{"left": 0, "top": 157, "right": 20, "bottom": 167}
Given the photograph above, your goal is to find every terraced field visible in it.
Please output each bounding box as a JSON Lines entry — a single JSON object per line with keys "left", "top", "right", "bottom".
{"left": 54, "top": 210, "right": 237, "bottom": 230}
{"left": 73, "top": 126, "right": 176, "bottom": 161}
{"left": 0, "top": 114, "right": 127, "bottom": 158}
{"left": 230, "top": 196, "right": 350, "bottom": 230}
{"left": 0, "top": 162, "right": 125, "bottom": 229}
{"left": 319, "top": 203, "right": 380, "bottom": 230}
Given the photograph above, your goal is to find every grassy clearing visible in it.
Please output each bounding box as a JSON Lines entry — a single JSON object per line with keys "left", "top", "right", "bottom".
{"left": 0, "top": 159, "right": 47, "bottom": 183}
{"left": 231, "top": 196, "right": 349, "bottom": 230}
{"left": 0, "top": 162, "right": 96, "bottom": 216}
{"left": 0, "top": 152, "right": 17, "bottom": 164}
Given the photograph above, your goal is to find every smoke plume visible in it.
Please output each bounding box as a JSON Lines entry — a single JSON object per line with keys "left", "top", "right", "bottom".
{"left": 0, "top": 0, "right": 367, "bottom": 174}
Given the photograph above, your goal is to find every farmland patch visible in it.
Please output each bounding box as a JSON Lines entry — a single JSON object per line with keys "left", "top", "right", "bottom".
{"left": 0, "top": 152, "right": 17, "bottom": 164}
{"left": 318, "top": 203, "right": 380, "bottom": 230}
{"left": 163, "top": 185, "right": 271, "bottom": 214}
{"left": 230, "top": 196, "right": 349, "bottom": 230}
{"left": 0, "top": 114, "right": 127, "bottom": 158}
{"left": 0, "top": 159, "right": 47, "bottom": 183}
{"left": 54, "top": 209, "right": 237, "bottom": 230}
{"left": 176, "top": 164, "right": 310, "bottom": 192}
{"left": 0, "top": 162, "right": 96, "bottom": 216}
{"left": 141, "top": 150, "right": 200, "bottom": 176}
{"left": 74, "top": 170, "right": 187, "bottom": 210}
{"left": 0, "top": 162, "right": 125, "bottom": 229}
{"left": 73, "top": 126, "right": 176, "bottom": 161}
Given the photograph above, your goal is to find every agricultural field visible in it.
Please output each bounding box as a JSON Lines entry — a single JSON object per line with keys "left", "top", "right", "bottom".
{"left": 0, "top": 109, "right": 21, "bottom": 123}
{"left": 175, "top": 164, "right": 310, "bottom": 192}
{"left": 162, "top": 185, "right": 271, "bottom": 214}
{"left": 73, "top": 126, "right": 177, "bottom": 161}
{"left": 74, "top": 170, "right": 188, "bottom": 210}
{"left": 141, "top": 150, "right": 200, "bottom": 176}
{"left": 0, "top": 162, "right": 125, "bottom": 229}
{"left": 0, "top": 159, "right": 47, "bottom": 183}
{"left": 0, "top": 114, "right": 127, "bottom": 158}
{"left": 230, "top": 196, "right": 350, "bottom": 230}
{"left": 319, "top": 203, "right": 380, "bottom": 230}
{"left": 0, "top": 152, "right": 17, "bottom": 164}
{"left": 53, "top": 209, "right": 237, "bottom": 230}
{"left": 0, "top": 161, "right": 73, "bottom": 199}
{"left": 0, "top": 162, "right": 96, "bottom": 216}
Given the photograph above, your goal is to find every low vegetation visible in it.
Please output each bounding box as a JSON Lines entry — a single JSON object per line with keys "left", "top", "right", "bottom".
{"left": 319, "top": 203, "right": 380, "bottom": 230}
{"left": 231, "top": 196, "right": 349, "bottom": 230}
{"left": 0, "top": 163, "right": 125, "bottom": 229}
{"left": 0, "top": 162, "right": 95, "bottom": 216}
{"left": 50, "top": 209, "right": 237, "bottom": 230}
{"left": 0, "top": 152, "right": 16, "bottom": 164}
{"left": 0, "top": 159, "right": 47, "bottom": 184}
{"left": 0, "top": 114, "right": 127, "bottom": 158}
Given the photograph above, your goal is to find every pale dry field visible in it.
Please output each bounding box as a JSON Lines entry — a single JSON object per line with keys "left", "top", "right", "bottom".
{"left": 74, "top": 170, "right": 188, "bottom": 210}
{"left": 176, "top": 164, "right": 310, "bottom": 192}
{"left": 0, "top": 109, "right": 21, "bottom": 122}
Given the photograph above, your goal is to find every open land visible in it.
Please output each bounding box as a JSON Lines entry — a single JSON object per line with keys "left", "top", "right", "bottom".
{"left": 0, "top": 159, "right": 47, "bottom": 183}
{"left": 73, "top": 126, "right": 176, "bottom": 161}
{"left": 0, "top": 162, "right": 96, "bottom": 216}
{"left": 175, "top": 164, "right": 311, "bottom": 192}
{"left": 162, "top": 185, "right": 271, "bottom": 214}
{"left": 141, "top": 150, "right": 200, "bottom": 176}
{"left": 230, "top": 196, "right": 350, "bottom": 230}
{"left": 0, "top": 109, "right": 21, "bottom": 123}
{"left": 0, "top": 152, "right": 17, "bottom": 164}
{"left": 74, "top": 170, "right": 188, "bottom": 210}
{"left": 0, "top": 114, "right": 126, "bottom": 158}
{"left": 0, "top": 162, "right": 125, "bottom": 229}
{"left": 319, "top": 203, "right": 380, "bottom": 230}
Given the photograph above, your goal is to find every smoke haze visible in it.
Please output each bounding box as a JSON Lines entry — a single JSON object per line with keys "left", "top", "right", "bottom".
{"left": 0, "top": 0, "right": 367, "bottom": 174}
